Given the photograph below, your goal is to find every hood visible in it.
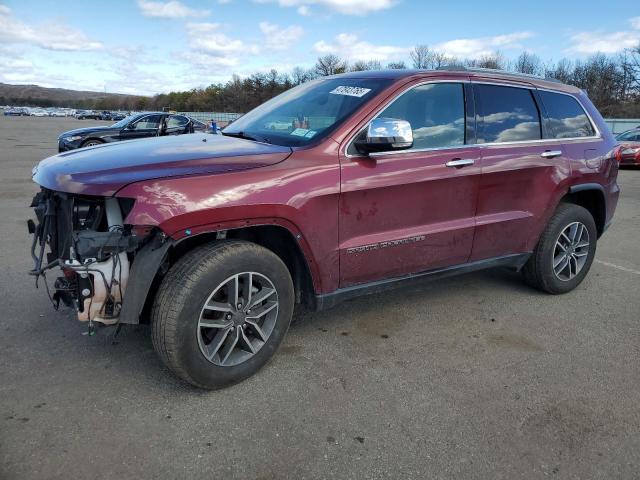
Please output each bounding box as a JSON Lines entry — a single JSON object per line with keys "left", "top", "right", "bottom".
{"left": 58, "top": 125, "right": 117, "bottom": 138}
{"left": 33, "top": 133, "right": 292, "bottom": 196}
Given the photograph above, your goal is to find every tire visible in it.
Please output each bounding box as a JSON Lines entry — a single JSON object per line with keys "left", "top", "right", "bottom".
{"left": 151, "top": 241, "right": 294, "bottom": 389}
{"left": 81, "top": 139, "right": 103, "bottom": 148}
{"left": 522, "top": 203, "right": 597, "bottom": 294}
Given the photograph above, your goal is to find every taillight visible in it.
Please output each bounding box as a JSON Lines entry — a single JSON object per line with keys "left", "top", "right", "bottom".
{"left": 614, "top": 146, "right": 623, "bottom": 163}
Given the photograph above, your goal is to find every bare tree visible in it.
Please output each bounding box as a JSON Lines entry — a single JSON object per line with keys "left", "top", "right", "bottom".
{"left": 386, "top": 61, "right": 407, "bottom": 69}
{"left": 431, "top": 52, "right": 449, "bottom": 69}
{"left": 467, "top": 52, "right": 505, "bottom": 70}
{"left": 621, "top": 42, "right": 640, "bottom": 92}
{"left": 350, "top": 59, "right": 382, "bottom": 71}
{"left": 513, "top": 51, "right": 542, "bottom": 75}
{"left": 314, "top": 54, "right": 347, "bottom": 76}
{"left": 410, "top": 45, "right": 431, "bottom": 69}
{"left": 291, "top": 66, "right": 314, "bottom": 85}
{"left": 545, "top": 58, "right": 573, "bottom": 83}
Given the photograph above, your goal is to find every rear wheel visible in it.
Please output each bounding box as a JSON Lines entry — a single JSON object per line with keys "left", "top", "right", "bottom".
{"left": 151, "top": 241, "right": 294, "bottom": 389}
{"left": 522, "top": 203, "right": 597, "bottom": 294}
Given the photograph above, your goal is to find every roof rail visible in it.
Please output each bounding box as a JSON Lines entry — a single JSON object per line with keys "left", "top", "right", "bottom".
{"left": 436, "top": 65, "right": 562, "bottom": 83}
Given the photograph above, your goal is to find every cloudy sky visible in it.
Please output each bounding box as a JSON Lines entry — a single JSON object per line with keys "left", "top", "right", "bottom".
{"left": 1, "top": 0, "right": 638, "bottom": 95}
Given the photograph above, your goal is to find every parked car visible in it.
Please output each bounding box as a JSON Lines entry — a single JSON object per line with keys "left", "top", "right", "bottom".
{"left": 74, "top": 110, "right": 101, "bottom": 120}
{"left": 49, "top": 109, "right": 67, "bottom": 117}
{"left": 615, "top": 128, "right": 640, "bottom": 166}
{"left": 57, "top": 112, "right": 203, "bottom": 151}
{"left": 110, "top": 111, "right": 127, "bottom": 121}
{"left": 99, "top": 110, "right": 113, "bottom": 121}
{"left": 29, "top": 68, "right": 619, "bottom": 389}
{"left": 191, "top": 118, "right": 207, "bottom": 132}
{"left": 3, "top": 107, "right": 27, "bottom": 116}
{"left": 29, "top": 108, "right": 49, "bottom": 117}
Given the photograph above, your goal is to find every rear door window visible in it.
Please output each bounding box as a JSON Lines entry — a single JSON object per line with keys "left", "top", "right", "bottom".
{"left": 133, "top": 114, "right": 162, "bottom": 130}
{"left": 167, "top": 115, "right": 189, "bottom": 129}
{"left": 539, "top": 91, "right": 595, "bottom": 138}
{"left": 475, "top": 84, "right": 541, "bottom": 143}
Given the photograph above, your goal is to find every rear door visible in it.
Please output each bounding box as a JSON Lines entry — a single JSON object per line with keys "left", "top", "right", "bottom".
{"left": 166, "top": 115, "right": 191, "bottom": 135}
{"left": 470, "top": 82, "right": 570, "bottom": 261}
{"left": 339, "top": 80, "right": 481, "bottom": 287}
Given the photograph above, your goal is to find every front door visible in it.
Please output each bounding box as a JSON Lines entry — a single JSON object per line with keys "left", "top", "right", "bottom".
{"left": 339, "top": 81, "right": 481, "bottom": 288}
{"left": 120, "top": 114, "right": 164, "bottom": 141}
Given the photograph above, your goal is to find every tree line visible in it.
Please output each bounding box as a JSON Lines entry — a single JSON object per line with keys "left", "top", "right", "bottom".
{"left": 5, "top": 44, "right": 640, "bottom": 117}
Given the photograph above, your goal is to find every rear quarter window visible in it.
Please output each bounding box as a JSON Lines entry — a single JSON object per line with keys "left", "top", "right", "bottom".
{"left": 475, "top": 84, "right": 542, "bottom": 143}
{"left": 539, "top": 91, "right": 595, "bottom": 138}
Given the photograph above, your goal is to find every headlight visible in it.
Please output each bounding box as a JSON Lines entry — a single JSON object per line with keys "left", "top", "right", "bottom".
{"left": 65, "top": 135, "right": 83, "bottom": 142}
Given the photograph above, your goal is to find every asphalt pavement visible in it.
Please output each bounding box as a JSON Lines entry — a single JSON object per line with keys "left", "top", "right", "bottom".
{"left": 1, "top": 116, "right": 638, "bottom": 479}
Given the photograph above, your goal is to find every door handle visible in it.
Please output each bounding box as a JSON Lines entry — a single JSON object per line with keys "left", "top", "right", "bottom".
{"left": 541, "top": 150, "right": 563, "bottom": 158}
{"left": 445, "top": 158, "right": 475, "bottom": 168}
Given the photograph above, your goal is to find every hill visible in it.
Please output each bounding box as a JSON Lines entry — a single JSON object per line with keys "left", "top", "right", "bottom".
{"left": 0, "top": 83, "right": 146, "bottom": 109}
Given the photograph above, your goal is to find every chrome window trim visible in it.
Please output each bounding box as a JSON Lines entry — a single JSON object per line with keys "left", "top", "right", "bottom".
{"left": 369, "top": 143, "right": 479, "bottom": 158}
{"left": 344, "top": 79, "right": 602, "bottom": 159}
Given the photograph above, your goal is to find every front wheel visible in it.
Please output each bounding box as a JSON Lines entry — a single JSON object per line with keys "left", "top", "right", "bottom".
{"left": 522, "top": 203, "right": 597, "bottom": 294}
{"left": 151, "top": 241, "right": 294, "bottom": 389}
{"left": 81, "top": 139, "right": 103, "bottom": 148}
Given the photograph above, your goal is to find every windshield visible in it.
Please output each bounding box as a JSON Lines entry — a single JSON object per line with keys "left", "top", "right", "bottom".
{"left": 111, "top": 114, "right": 142, "bottom": 129}
{"left": 223, "top": 78, "right": 392, "bottom": 147}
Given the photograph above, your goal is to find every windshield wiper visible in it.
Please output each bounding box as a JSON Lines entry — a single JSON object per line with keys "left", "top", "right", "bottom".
{"left": 221, "top": 131, "right": 271, "bottom": 144}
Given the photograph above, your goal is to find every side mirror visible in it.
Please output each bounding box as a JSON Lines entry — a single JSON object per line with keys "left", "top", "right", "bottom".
{"left": 355, "top": 118, "right": 413, "bottom": 154}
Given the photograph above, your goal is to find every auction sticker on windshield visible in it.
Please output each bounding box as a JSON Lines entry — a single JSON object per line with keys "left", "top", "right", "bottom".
{"left": 290, "top": 128, "right": 310, "bottom": 137}
{"left": 330, "top": 86, "right": 372, "bottom": 98}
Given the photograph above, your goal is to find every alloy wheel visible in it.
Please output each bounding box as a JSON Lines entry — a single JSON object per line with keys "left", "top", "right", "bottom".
{"left": 197, "top": 272, "right": 279, "bottom": 366}
{"left": 552, "top": 221, "right": 590, "bottom": 281}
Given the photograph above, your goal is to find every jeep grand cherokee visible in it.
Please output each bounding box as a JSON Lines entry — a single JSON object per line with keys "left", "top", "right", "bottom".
{"left": 28, "top": 68, "right": 620, "bottom": 389}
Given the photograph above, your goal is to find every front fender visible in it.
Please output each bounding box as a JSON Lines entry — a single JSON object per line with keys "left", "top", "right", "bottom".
{"left": 119, "top": 234, "right": 173, "bottom": 324}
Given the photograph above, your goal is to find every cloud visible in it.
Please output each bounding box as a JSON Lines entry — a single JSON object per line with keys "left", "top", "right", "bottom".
{"left": 433, "top": 32, "right": 535, "bottom": 58}
{"left": 566, "top": 31, "right": 640, "bottom": 55}
{"left": 314, "top": 33, "right": 410, "bottom": 61}
{"left": 186, "top": 22, "right": 249, "bottom": 56}
{"left": 0, "top": 4, "right": 102, "bottom": 51}
{"left": 565, "top": 19, "right": 640, "bottom": 55}
{"left": 255, "top": 0, "right": 396, "bottom": 16}
{"left": 259, "top": 22, "right": 304, "bottom": 50}
{"left": 137, "top": 0, "right": 209, "bottom": 18}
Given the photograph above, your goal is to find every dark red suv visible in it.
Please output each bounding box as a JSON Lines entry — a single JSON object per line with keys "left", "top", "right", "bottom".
{"left": 29, "top": 68, "right": 620, "bottom": 389}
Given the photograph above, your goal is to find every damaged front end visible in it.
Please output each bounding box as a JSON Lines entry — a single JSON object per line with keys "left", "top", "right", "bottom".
{"left": 29, "top": 189, "right": 157, "bottom": 325}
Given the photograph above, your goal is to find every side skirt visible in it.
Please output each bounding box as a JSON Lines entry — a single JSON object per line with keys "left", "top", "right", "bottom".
{"left": 313, "top": 253, "right": 531, "bottom": 311}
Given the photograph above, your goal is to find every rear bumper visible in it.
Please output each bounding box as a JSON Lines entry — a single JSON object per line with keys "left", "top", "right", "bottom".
{"left": 619, "top": 158, "right": 640, "bottom": 166}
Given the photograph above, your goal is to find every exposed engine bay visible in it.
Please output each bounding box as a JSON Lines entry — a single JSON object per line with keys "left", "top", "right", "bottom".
{"left": 29, "top": 189, "right": 146, "bottom": 325}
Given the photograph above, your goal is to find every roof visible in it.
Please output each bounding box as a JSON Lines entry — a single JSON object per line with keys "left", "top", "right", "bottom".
{"left": 332, "top": 67, "right": 580, "bottom": 93}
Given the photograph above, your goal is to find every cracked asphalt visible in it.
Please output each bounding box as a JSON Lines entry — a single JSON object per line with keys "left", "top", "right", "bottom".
{"left": 1, "top": 116, "right": 638, "bottom": 479}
